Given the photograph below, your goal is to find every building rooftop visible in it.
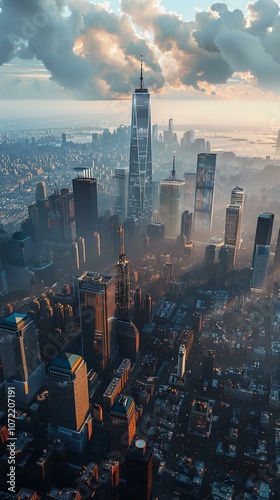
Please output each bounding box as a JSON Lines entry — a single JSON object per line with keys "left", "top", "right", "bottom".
{"left": 1, "top": 312, "right": 29, "bottom": 329}
{"left": 51, "top": 353, "right": 82, "bottom": 373}
{"left": 111, "top": 394, "right": 134, "bottom": 415}
{"left": 11, "top": 231, "right": 30, "bottom": 241}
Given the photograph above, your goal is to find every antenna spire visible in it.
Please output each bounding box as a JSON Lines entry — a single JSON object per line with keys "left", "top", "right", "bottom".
{"left": 171, "top": 150, "right": 176, "bottom": 180}
{"left": 140, "top": 54, "right": 143, "bottom": 90}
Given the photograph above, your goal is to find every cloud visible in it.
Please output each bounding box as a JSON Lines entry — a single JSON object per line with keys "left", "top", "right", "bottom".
{"left": 0, "top": 0, "right": 280, "bottom": 98}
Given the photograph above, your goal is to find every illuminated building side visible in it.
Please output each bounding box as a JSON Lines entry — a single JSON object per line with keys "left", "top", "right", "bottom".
{"left": 159, "top": 152, "right": 185, "bottom": 239}
{"left": 74, "top": 272, "right": 116, "bottom": 374}
{"left": 193, "top": 153, "right": 217, "bottom": 236}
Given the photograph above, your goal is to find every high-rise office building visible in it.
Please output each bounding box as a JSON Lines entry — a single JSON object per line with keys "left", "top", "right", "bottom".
{"left": 205, "top": 244, "right": 216, "bottom": 268}
{"left": 36, "top": 182, "right": 47, "bottom": 202}
{"left": 115, "top": 254, "right": 131, "bottom": 321}
{"left": 252, "top": 213, "right": 274, "bottom": 265}
{"left": 75, "top": 272, "right": 116, "bottom": 374}
{"left": 110, "top": 394, "right": 136, "bottom": 456}
{"left": 274, "top": 229, "right": 280, "bottom": 275}
{"left": 224, "top": 204, "right": 242, "bottom": 270}
{"left": 72, "top": 169, "right": 98, "bottom": 253}
{"left": 123, "top": 217, "right": 139, "bottom": 253}
{"left": 159, "top": 153, "right": 185, "bottom": 238}
{"left": 230, "top": 186, "right": 245, "bottom": 249}
{"left": 152, "top": 124, "right": 158, "bottom": 141}
{"left": 231, "top": 186, "right": 245, "bottom": 209}
{"left": 143, "top": 293, "right": 152, "bottom": 326}
{"left": 177, "top": 344, "right": 186, "bottom": 379}
{"left": 92, "top": 231, "right": 101, "bottom": 260}
{"left": 251, "top": 245, "right": 270, "bottom": 290}
{"left": 128, "top": 57, "right": 153, "bottom": 223}
{"left": 180, "top": 210, "right": 192, "bottom": 241}
{"left": 60, "top": 188, "right": 76, "bottom": 242}
{"left": 117, "top": 319, "right": 140, "bottom": 362}
{"left": 193, "top": 153, "right": 217, "bottom": 236}
{"left": 126, "top": 439, "right": 153, "bottom": 500}
{"left": 133, "top": 287, "right": 142, "bottom": 331}
{"left": 47, "top": 353, "right": 92, "bottom": 453}
{"left": 184, "top": 172, "right": 196, "bottom": 213}
{"left": 203, "top": 350, "right": 215, "bottom": 385}
{"left": 77, "top": 236, "right": 86, "bottom": 269}
{"left": 71, "top": 242, "right": 79, "bottom": 271}
{"left": 113, "top": 167, "right": 129, "bottom": 222}
{"left": 0, "top": 313, "right": 45, "bottom": 406}
{"left": 217, "top": 246, "right": 229, "bottom": 285}
{"left": 0, "top": 256, "right": 8, "bottom": 296}
{"left": 146, "top": 223, "right": 165, "bottom": 250}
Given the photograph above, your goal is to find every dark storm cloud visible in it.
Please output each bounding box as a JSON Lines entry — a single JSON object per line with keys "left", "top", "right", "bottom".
{"left": 0, "top": 0, "right": 280, "bottom": 97}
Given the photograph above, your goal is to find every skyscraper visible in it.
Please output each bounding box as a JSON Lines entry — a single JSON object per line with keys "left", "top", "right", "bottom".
{"left": 133, "top": 287, "right": 142, "bottom": 331}
{"left": 126, "top": 439, "right": 153, "bottom": 500}
{"left": 203, "top": 350, "right": 215, "bottom": 385}
{"left": 115, "top": 253, "right": 131, "bottom": 321}
{"left": 251, "top": 245, "right": 270, "bottom": 290}
{"left": 230, "top": 186, "right": 245, "bottom": 249}
{"left": 193, "top": 153, "right": 217, "bottom": 236}
{"left": 47, "top": 353, "right": 91, "bottom": 453}
{"left": 117, "top": 319, "right": 140, "bottom": 362}
{"left": 113, "top": 167, "right": 129, "bottom": 222}
{"left": 77, "top": 236, "right": 86, "bottom": 269}
{"left": 180, "top": 210, "right": 193, "bottom": 241}
{"left": 231, "top": 186, "right": 245, "bottom": 209}
{"left": 60, "top": 188, "right": 76, "bottom": 242}
{"left": 72, "top": 168, "right": 98, "bottom": 258}
{"left": 0, "top": 313, "right": 45, "bottom": 406}
{"left": 184, "top": 172, "right": 196, "bottom": 213}
{"left": 36, "top": 182, "right": 47, "bottom": 202}
{"left": 75, "top": 272, "right": 116, "bottom": 374}
{"left": 224, "top": 204, "right": 242, "bottom": 270}
{"left": 177, "top": 344, "right": 186, "bottom": 379}
{"left": 217, "top": 246, "right": 229, "bottom": 285}
{"left": 252, "top": 213, "right": 274, "bottom": 265}
{"left": 110, "top": 394, "right": 136, "bottom": 456}
{"left": 159, "top": 153, "right": 185, "bottom": 238}
{"left": 128, "top": 57, "right": 153, "bottom": 223}
{"left": 143, "top": 293, "right": 152, "bottom": 326}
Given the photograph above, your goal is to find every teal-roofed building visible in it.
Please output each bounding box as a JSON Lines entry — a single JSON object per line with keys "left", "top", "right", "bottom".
{"left": 0, "top": 313, "right": 45, "bottom": 407}
{"left": 47, "top": 353, "right": 92, "bottom": 454}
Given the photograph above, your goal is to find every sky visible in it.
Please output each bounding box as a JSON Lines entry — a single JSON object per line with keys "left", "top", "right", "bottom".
{"left": 0, "top": 0, "right": 280, "bottom": 128}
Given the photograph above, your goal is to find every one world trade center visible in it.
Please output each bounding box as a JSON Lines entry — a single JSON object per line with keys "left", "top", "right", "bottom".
{"left": 128, "top": 57, "right": 153, "bottom": 223}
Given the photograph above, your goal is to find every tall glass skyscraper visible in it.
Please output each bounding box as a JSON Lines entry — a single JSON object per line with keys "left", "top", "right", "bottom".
{"left": 47, "top": 353, "right": 92, "bottom": 454}
{"left": 230, "top": 186, "right": 245, "bottom": 249}
{"left": 128, "top": 58, "right": 152, "bottom": 223}
{"left": 159, "top": 153, "right": 185, "bottom": 239}
{"left": 224, "top": 204, "right": 242, "bottom": 270}
{"left": 115, "top": 253, "right": 131, "bottom": 321}
{"left": 252, "top": 213, "right": 274, "bottom": 265}
{"left": 72, "top": 167, "right": 98, "bottom": 265}
{"left": 74, "top": 272, "right": 116, "bottom": 374}
{"left": 193, "top": 153, "right": 217, "bottom": 236}
{"left": 0, "top": 313, "right": 45, "bottom": 406}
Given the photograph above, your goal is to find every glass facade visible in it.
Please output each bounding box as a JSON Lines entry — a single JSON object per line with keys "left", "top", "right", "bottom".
{"left": 76, "top": 272, "right": 116, "bottom": 374}
{"left": 159, "top": 180, "right": 185, "bottom": 238}
{"left": 193, "top": 154, "right": 217, "bottom": 235}
{"left": 129, "top": 88, "right": 152, "bottom": 222}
